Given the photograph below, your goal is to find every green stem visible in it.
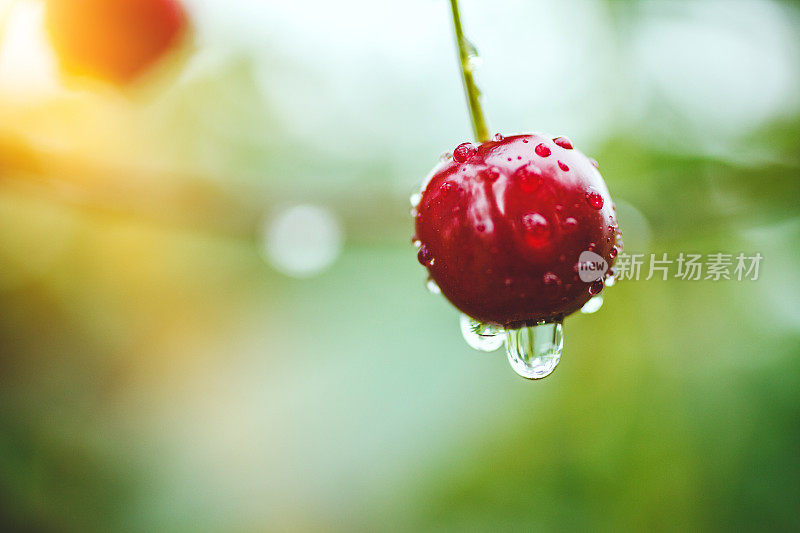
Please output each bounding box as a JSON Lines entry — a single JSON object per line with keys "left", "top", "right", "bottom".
{"left": 450, "top": 0, "right": 489, "bottom": 143}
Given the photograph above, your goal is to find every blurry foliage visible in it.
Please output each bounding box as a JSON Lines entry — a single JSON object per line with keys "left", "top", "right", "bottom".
{"left": 0, "top": 0, "right": 800, "bottom": 531}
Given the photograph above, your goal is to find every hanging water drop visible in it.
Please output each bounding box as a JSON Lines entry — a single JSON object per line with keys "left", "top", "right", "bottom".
{"left": 410, "top": 192, "right": 421, "bottom": 207}
{"left": 460, "top": 314, "right": 504, "bottom": 352}
{"left": 505, "top": 320, "right": 563, "bottom": 379}
{"left": 580, "top": 295, "right": 603, "bottom": 314}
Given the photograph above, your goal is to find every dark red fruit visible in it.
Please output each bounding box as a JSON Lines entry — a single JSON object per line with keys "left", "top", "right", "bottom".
{"left": 414, "top": 134, "right": 618, "bottom": 327}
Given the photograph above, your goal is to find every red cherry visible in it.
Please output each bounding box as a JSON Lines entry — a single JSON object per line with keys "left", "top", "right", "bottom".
{"left": 45, "top": 0, "right": 188, "bottom": 86}
{"left": 414, "top": 134, "right": 619, "bottom": 327}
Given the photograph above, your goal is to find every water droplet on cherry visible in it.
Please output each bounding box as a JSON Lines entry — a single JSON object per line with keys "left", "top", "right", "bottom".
{"left": 580, "top": 295, "right": 603, "bottom": 314}
{"left": 543, "top": 272, "right": 561, "bottom": 297}
{"left": 521, "top": 213, "right": 550, "bottom": 246}
{"left": 535, "top": 143, "right": 551, "bottom": 157}
{"left": 426, "top": 279, "right": 441, "bottom": 294}
{"left": 587, "top": 191, "right": 604, "bottom": 209}
{"left": 453, "top": 142, "right": 477, "bottom": 163}
{"left": 553, "top": 137, "right": 573, "bottom": 149}
{"left": 588, "top": 279, "right": 604, "bottom": 295}
{"left": 515, "top": 164, "right": 542, "bottom": 192}
{"left": 480, "top": 166, "right": 501, "bottom": 181}
{"left": 417, "top": 244, "right": 433, "bottom": 266}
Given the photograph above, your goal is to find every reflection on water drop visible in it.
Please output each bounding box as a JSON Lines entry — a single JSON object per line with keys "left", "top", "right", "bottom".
{"left": 426, "top": 279, "right": 441, "bottom": 294}
{"left": 463, "top": 38, "right": 482, "bottom": 69}
{"left": 417, "top": 244, "right": 433, "bottom": 266}
{"left": 587, "top": 191, "right": 604, "bottom": 209}
{"left": 410, "top": 193, "right": 421, "bottom": 207}
{"left": 580, "top": 295, "right": 604, "bottom": 314}
{"left": 460, "top": 314, "right": 504, "bottom": 352}
{"left": 588, "top": 279, "right": 604, "bottom": 295}
{"left": 505, "top": 320, "right": 563, "bottom": 379}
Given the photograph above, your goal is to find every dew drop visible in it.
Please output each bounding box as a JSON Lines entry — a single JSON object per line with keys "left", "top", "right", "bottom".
{"left": 563, "top": 217, "right": 578, "bottom": 233}
{"left": 460, "top": 314, "right": 504, "bottom": 352}
{"left": 410, "top": 193, "right": 421, "bottom": 207}
{"left": 542, "top": 272, "right": 561, "bottom": 298}
{"left": 453, "top": 142, "right": 477, "bottom": 163}
{"left": 587, "top": 191, "right": 604, "bottom": 209}
{"left": 515, "top": 164, "right": 542, "bottom": 192}
{"left": 505, "top": 320, "right": 563, "bottom": 380}
{"left": 521, "top": 213, "right": 550, "bottom": 247}
{"left": 426, "top": 279, "right": 441, "bottom": 294}
{"left": 535, "top": 143, "right": 551, "bottom": 157}
{"left": 493, "top": 133, "right": 504, "bottom": 141}
{"left": 417, "top": 244, "right": 433, "bottom": 266}
{"left": 588, "top": 279, "right": 604, "bottom": 295}
{"left": 463, "top": 38, "right": 482, "bottom": 69}
{"left": 580, "top": 295, "right": 604, "bottom": 314}
{"left": 609, "top": 247, "right": 618, "bottom": 259}
{"left": 440, "top": 152, "right": 452, "bottom": 162}
{"left": 558, "top": 161, "right": 569, "bottom": 171}
{"left": 479, "top": 166, "right": 501, "bottom": 181}
{"left": 553, "top": 137, "right": 573, "bottom": 149}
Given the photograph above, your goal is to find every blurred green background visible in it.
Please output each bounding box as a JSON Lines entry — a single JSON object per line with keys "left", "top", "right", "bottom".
{"left": 1, "top": 0, "right": 799, "bottom": 531}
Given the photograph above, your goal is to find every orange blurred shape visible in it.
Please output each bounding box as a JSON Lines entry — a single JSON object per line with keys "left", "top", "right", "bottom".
{"left": 44, "top": 0, "right": 188, "bottom": 86}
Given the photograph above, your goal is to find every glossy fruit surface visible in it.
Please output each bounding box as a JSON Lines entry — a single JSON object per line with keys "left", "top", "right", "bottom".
{"left": 414, "top": 134, "right": 619, "bottom": 327}
{"left": 45, "top": 0, "right": 188, "bottom": 85}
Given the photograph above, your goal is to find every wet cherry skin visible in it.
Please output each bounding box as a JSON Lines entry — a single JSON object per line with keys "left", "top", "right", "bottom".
{"left": 45, "top": 0, "right": 188, "bottom": 85}
{"left": 414, "top": 134, "right": 619, "bottom": 328}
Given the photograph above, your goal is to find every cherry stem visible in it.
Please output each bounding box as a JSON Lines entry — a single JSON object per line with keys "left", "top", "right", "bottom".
{"left": 449, "top": 0, "right": 490, "bottom": 143}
